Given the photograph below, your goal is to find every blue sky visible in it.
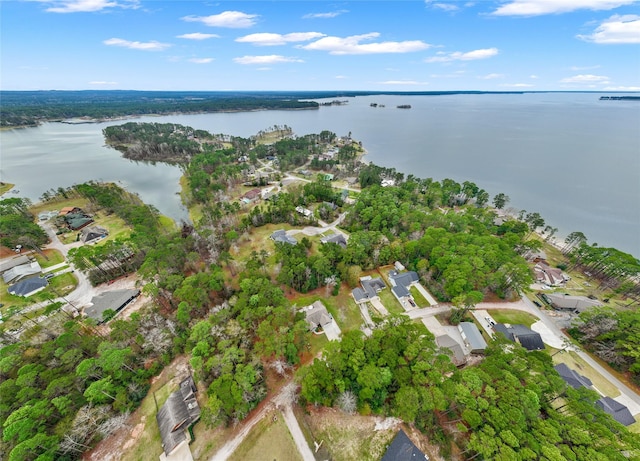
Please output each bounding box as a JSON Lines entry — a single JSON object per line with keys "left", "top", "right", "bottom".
{"left": 2, "top": 0, "right": 639, "bottom": 91}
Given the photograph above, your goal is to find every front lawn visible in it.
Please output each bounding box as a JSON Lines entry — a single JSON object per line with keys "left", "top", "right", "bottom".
{"left": 488, "top": 309, "right": 538, "bottom": 327}
{"left": 228, "top": 410, "right": 302, "bottom": 461}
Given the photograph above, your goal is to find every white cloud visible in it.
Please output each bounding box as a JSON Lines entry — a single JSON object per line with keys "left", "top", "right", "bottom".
{"left": 603, "top": 85, "right": 640, "bottom": 90}
{"left": 236, "top": 32, "right": 325, "bottom": 46}
{"left": 560, "top": 74, "right": 611, "bottom": 84}
{"left": 303, "top": 10, "right": 348, "bottom": 19}
{"left": 425, "top": 0, "right": 460, "bottom": 11}
{"left": 233, "top": 55, "right": 304, "bottom": 65}
{"left": 177, "top": 33, "right": 219, "bottom": 40}
{"left": 530, "top": 74, "right": 539, "bottom": 79}
{"left": 103, "top": 38, "right": 171, "bottom": 51}
{"left": 479, "top": 73, "right": 505, "bottom": 79}
{"left": 89, "top": 80, "right": 117, "bottom": 85}
{"left": 301, "top": 33, "right": 431, "bottom": 55}
{"left": 38, "top": 0, "right": 138, "bottom": 13}
{"left": 425, "top": 47, "right": 498, "bottom": 62}
{"left": 500, "top": 83, "right": 535, "bottom": 87}
{"left": 570, "top": 65, "right": 601, "bottom": 71}
{"left": 335, "top": 75, "right": 348, "bottom": 79}
{"left": 182, "top": 11, "right": 258, "bottom": 28}
{"left": 188, "top": 58, "right": 214, "bottom": 64}
{"left": 379, "top": 80, "right": 429, "bottom": 85}
{"left": 491, "top": 0, "right": 637, "bottom": 16}
{"left": 577, "top": 14, "right": 640, "bottom": 44}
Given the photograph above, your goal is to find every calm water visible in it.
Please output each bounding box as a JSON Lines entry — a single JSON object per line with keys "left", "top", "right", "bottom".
{"left": 1, "top": 93, "right": 638, "bottom": 256}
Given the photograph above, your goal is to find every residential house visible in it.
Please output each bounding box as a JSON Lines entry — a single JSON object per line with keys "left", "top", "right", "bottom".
{"left": 84, "top": 289, "right": 140, "bottom": 323}
{"left": 381, "top": 429, "right": 429, "bottom": 461}
{"left": 58, "top": 206, "right": 82, "bottom": 216}
{"left": 304, "top": 300, "right": 333, "bottom": 331}
{"left": 381, "top": 179, "right": 395, "bottom": 187}
{"left": 493, "top": 323, "right": 545, "bottom": 351}
{"left": 156, "top": 376, "right": 201, "bottom": 460}
{"left": 320, "top": 233, "right": 347, "bottom": 248}
{"left": 8, "top": 277, "right": 48, "bottom": 297}
{"left": 596, "top": 397, "right": 635, "bottom": 426}
{"left": 270, "top": 229, "right": 297, "bottom": 245}
{"left": 241, "top": 188, "right": 261, "bottom": 203}
{"left": 435, "top": 334, "right": 467, "bottom": 366}
{"left": 2, "top": 261, "right": 42, "bottom": 284}
{"left": 458, "top": 322, "right": 487, "bottom": 354}
{"left": 38, "top": 210, "right": 58, "bottom": 221}
{"left": 544, "top": 293, "right": 602, "bottom": 313}
{"left": 80, "top": 225, "right": 108, "bottom": 244}
{"left": 295, "top": 206, "right": 312, "bottom": 218}
{"left": 351, "top": 277, "right": 386, "bottom": 304}
{"left": 388, "top": 270, "right": 419, "bottom": 306}
{"left": 533, "top": 262, "right": 569, "bottom": 286}
{"left": 64, "top": 212, "right": 94, "bottom": 231}
{"left": 0, "top": 255, "right": 31, "bottom": 275}
{"left": 554, "top": 363, "right": 593, "bottom": 389}
{"left": 554, "top": 364, "right": 635, "bottom": 426}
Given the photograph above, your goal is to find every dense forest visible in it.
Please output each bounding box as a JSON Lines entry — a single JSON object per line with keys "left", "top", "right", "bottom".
{"left": 2, "top": 121, "right": 639, "bottom": 460}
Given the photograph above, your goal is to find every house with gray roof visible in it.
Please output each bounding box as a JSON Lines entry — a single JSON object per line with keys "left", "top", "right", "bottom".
{"left": 352, "top": 277, "right": 386, "bottom": 304}
{"left": 554, "top": 363, "right": 593, "bottom": 389}
{"left": 80, "top": 225, "right": 108, "bottom": 243}
{"left": 2, "top": 261, "right": 42, "bottom": 284}
{"left": 388, "top": 270, "right": 419, "bottom": 304}
{"left": 596, "top": 396, "right": 635, "bottom": 426}
{"left": 304, "top": 300, "right": 333, "bottom": 331}
{"left": 435, "top": 334, "right": 467, "bottom": 366}
{"left": 458, "top": 322, "right": 487, "bottom": 354}
{"left": 156, "top": 376, "right": 201, "bottom": 459}
{"left": 0, "top": 255, "right": 31, "bottom": 275}
{"left": 84, "top": 289, "right": 140, "bottom": 323}
{"left": 270, "top": 229, "right": 297, "bottom": 245}
{"left": 545, "top": 293, "right": 602, "bottom": 313}
{"left": 381, "top": 429, "right": 429, "bottom": 461}
{"left": 8, "top": 276, "right": 48, "bottom": 297}
{"left": 320, "top": 233, "right": 347, "bottom": 248}
{"left": 493, "top": 324, "right": 545, "bottom": 351}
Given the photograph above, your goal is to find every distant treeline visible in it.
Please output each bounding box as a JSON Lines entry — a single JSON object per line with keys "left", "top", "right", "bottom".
{"left": 0, "top": 91, "right": 319, "bottom": 127}
{"left": 0, "top": 90, "right": 528, "bottom": 127}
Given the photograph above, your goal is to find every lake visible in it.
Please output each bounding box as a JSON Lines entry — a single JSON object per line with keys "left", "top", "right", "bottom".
{"left": 1, "top": 92, "right": 638, "bottom": 256}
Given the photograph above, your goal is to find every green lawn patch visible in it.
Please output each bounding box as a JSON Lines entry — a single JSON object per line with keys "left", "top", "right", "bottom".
{"left": 33, "top": 249, "right": 65, "bottom": 268}
{"left": 29, "top": 197, "right": 89, "bottom": 216}
{"left": 489, "top": 309, "right": 538, "bottom": 327}
{"left": 410, "top": 286, "right": 430, "bottom": 307}
{"left": 0, "top": 183, "right": 15, "bottom": 195}
{"left": 377, "top": 289, "right": 404, "bottom": 315}
{"left": 228, "top": 410, "right": 302, "bottom": 461}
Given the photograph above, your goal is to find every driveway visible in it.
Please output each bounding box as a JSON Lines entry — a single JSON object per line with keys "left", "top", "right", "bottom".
{"left": 323, "top": 320, "right": 342, "bottom": 341}
{"left": 370, "top": 298, "right": 389, "bottom": 317}
{"left": 414, "top": 283, "right": 438, "bottom": 306}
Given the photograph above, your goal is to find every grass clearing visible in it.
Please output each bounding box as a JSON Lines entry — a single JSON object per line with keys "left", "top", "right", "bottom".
{"left": 552, "top": 350, "right": 620, "bottom": 397}
{"left": 290, "top": 286, "right": 363, "bottom": 333}
{"left": 300, "top": 407, "right": 396, "bottom": 461}
{"left": 489, "top": 309, "right": 538, "bottom": 327}
{"left": 0, "top": 183, "right": 15, "bottom": 195}
{"left": 228, "top": 410, "right": 302, "bottom": 461}
{"left": 33, "top": 249, "right": 65, "bottom": 268}
{"left": 92, "top": 211, "right": 131, "bottom": 242}
{"left": 410, "top": 286, "right": 430, "bottom": 307}
{"left": 29, "top": 197, "right": 90, "bottom": 216}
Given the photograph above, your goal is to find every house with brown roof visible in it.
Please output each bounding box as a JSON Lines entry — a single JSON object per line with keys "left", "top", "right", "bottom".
{"left": 58, "top": 206, "right": 82, "bottom": 216}
{"left": 533, "top": 262, "right": 569, "bottom": 286}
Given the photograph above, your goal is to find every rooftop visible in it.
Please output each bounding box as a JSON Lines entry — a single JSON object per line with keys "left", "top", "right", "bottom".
{"left": 84, "top": 289, "right": 140, "bottom": 322}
